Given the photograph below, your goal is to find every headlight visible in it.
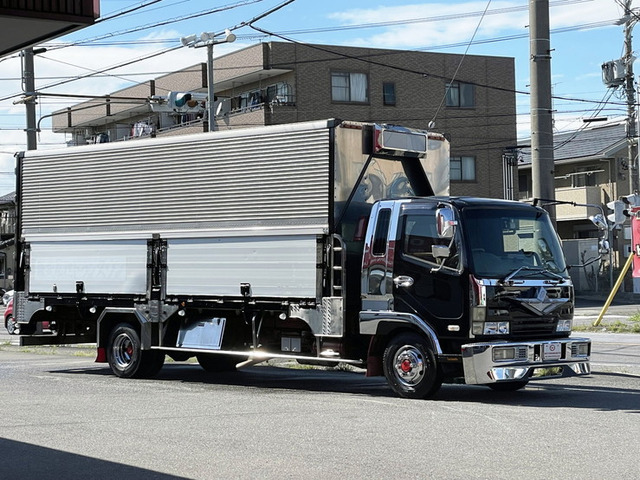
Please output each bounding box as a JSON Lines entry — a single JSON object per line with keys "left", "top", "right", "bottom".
{"left": 556, "top": 319, "right": 572, "bottom": 332}
{"left": 483, "top": 321, "right": 510, "bottom": 335}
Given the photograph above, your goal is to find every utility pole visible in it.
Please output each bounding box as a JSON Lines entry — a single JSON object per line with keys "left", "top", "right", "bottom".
{"left": 21, "top": 48, "right": 38, "bottom": 151}
{"left": 622, "top": 0, "right": 638, "bottom": 194}
{"left": 529, "top": 0, "right": 556, "bottom": 222}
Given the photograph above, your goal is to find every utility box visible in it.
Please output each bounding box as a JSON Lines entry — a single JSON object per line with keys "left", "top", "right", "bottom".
{"left": 562, "top": 239, "right": 600, "bottom": 292}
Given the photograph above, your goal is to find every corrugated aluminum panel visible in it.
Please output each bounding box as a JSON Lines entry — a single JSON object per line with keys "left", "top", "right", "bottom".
{"left": 20, "top": 121, "right": 332, "bottom": 237}
{"left": 166, "top": 235, "right": 318, "bottom": 298}
{"left": 29, "top": 240, "right": 148, "bottom": 294}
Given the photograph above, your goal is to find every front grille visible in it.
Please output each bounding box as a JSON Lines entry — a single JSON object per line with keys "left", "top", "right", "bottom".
{"left": 510, "top": 314, "right": 557, "bottom": 336}
{"left": 487, "top": 285, "right": 572, "bottom": 338}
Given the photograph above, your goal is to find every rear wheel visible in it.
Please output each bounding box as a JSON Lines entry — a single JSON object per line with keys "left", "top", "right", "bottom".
{"left": 383, "top": 332, "right": 442, "bottom": 399}
{"left": 107, "top": 323, "right": 164, "bottom": 378}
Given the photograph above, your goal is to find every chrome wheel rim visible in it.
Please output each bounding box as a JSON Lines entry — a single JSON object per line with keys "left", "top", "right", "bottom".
{"left": 393, "top": 345, "right": 425, "bottom": 387}
{"left": 112, "top": 333, "right": 136, "bottom": 370}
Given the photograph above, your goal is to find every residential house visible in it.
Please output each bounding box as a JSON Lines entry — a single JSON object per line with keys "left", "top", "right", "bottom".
{"left": 518, "top": 122, "right": 629, "bottom": 291}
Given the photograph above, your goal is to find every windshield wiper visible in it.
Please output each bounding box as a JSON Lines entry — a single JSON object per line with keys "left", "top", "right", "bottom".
{"left": 500, "top": 266, "right": 565, "bottom": 283}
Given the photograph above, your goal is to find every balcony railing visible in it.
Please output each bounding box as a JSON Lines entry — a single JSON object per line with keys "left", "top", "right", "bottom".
{"left": 555, "top": 186, "right": 603, "bottom": 220}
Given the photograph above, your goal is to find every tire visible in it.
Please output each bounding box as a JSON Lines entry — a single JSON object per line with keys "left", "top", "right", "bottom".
{"left": 487, "top": 380, "right": 528, "bottom": 392}
{"left": 383, "top": 332, "right": 442, "bottom": 399}
{"left": 107, "top": 323, "right": 165, "bottom": 378}
{"left": 196, "top": 353, "right": 241, "bottom": 373}
{"left": 5, "top": 315, "right": 18, "bottom": 335}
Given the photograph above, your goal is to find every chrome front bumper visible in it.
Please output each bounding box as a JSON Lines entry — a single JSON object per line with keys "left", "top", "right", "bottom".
{"left": 461, "top": 337, "right": 591, "bottom": 385}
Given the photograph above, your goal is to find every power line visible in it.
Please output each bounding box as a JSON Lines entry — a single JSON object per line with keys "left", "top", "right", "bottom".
{"left": 0, "top": 0, "right": 621, "bottom": 145}
{"left": 0, "top": 44, "right": 183, "bottom": 103}
{"left": 0, "top": 0, "right": 297, "bottom": 103}
{"left": 247, "top": 25, "right": 622, "bottom": 110}
{"left": 269, "top": 0, "right": 592, "bottom": 36}
{"left": 96, "top": 0, "right": 167, "bottom": 24}
{"left": 0, "top": 0, "right": 613, "bottom": 108}
{"left": 45, "top": 0, "right": 267, "bottom": 51}
{"left": 431, "top": 0, "right": 493, "bottom": 125}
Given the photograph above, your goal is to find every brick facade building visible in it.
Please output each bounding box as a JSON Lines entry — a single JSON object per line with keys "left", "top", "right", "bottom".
{"left": 51, "top": 41, "right": 516, "bottom": 199}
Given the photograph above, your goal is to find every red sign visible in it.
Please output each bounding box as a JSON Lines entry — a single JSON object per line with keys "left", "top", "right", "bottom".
{"left": 632, "top": 210, "right": 640, "bottom": 278}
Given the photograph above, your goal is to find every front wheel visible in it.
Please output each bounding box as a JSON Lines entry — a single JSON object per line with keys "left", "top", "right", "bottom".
{"left": 107, "top": 323, "right": 165, "bottom": 378}
{"left": 383, "top": 332, "right": 442, "bottom": 399}
{"left": 5, "top": 315, "right": 18, "bottom": 335}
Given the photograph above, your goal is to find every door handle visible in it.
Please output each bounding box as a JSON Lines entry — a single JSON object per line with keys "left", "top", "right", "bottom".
{"left": 393, "top": 275, "right": 414, "bottom": 288}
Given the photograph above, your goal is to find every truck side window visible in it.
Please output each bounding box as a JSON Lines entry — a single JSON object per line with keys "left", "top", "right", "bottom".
{"left": 372, "top": 209, "right": 391, "bottom": 256}
{"left": 403, "top": 213, "right": 459, "bottom": 269}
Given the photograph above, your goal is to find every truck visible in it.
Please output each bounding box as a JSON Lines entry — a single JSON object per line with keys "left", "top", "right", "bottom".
{"left": 13, "top": 119, "right": 591, "bottom": 398}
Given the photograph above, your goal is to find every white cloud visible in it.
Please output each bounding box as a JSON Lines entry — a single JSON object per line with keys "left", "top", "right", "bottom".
{"left": 329, "top": 1, "right": 528, "bottom": 48}
{"left": 329, "top": 0, "right": 622, "bottom": 49}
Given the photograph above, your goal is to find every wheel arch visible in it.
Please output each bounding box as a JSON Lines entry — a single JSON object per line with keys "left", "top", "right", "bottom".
{"left": 362, "top": 312, "right": 442, "bottom": 376}
{"left": 97, "top": 308, "right": 152, "bottom": 352}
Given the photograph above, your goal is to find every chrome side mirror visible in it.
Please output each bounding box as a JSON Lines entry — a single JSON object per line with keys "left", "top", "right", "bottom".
{"left": 436, "top": 207, "right": 457, "bottom": 239}
{"left": 432, "top": 245, "right": 451, "bottom": 259}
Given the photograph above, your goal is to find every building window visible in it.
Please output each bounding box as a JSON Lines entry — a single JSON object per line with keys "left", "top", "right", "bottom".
{"left": 445, "top": 81, "right": 475, "bottom": 108}
{"left": 331, "top": 72, "right": 368, "bottom": 103}
{"left": 451, "top": 156, "right": 476, "bottom": 181}
{"left": 383, "top": 82, "right": 396, "bottom": 105}
{"left": 518, "top": 173, "right": 531, "bottom": 199}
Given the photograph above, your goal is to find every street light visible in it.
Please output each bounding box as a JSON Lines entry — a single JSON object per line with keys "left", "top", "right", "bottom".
{"left": 180, "top": 29, "right": 236, "bottom": 132}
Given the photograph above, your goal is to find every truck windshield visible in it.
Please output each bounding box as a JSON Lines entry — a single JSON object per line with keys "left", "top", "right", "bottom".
{"left": 461, "top": 207, "right": 569, "bottom": 280}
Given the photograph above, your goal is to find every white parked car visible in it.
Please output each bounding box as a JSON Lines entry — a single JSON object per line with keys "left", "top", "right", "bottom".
{"left": 2, "top": 289, "right": 14, "bottom": 306}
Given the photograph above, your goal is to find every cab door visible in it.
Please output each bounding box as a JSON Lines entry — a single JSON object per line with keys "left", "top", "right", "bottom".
{"left": 392, "top": 205, "right": 465, "bottom": 334}
{"left": 361, "top": 201, "right": 402, "bottom": 311}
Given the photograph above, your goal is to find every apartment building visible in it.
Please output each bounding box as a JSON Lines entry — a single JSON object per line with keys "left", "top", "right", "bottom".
{"left": 51, "top": 41, "right": 517, "bottom": 198}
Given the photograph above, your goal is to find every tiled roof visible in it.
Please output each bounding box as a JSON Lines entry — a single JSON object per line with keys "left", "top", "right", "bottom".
{"left": 0, "top": 191, "right": 15, "bottom": 205}
{"left": 519, "top": 122, "right": 626, "bottom": 165}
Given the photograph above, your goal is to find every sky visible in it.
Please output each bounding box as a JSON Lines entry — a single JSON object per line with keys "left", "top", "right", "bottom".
{"left": 0, "top": 0, "right": 633, "bottom": 195}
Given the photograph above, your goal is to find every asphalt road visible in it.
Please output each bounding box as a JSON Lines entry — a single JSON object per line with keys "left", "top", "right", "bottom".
{"left": 0, "top": 344, "right": 639, "bottom": 480}
{"left": 1, "top": 299, "right": 638, "bottom": 479}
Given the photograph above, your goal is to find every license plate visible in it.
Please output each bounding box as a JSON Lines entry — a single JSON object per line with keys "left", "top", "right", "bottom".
{"left": 543, "top": 342, "right": 561, "bottom": 361}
